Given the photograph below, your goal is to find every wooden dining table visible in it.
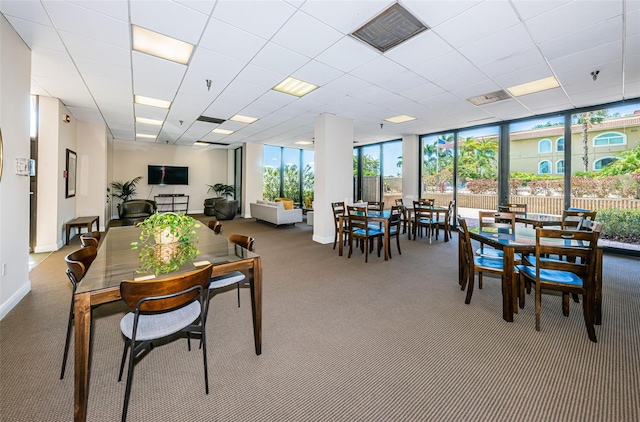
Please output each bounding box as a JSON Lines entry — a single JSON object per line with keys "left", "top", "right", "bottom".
{"left": 73, "top": 224, "right": 262, "bottom": 422}
{"left": 404, "top": 205, "right": 451, "bottom": 241}
{"left": 465, "top": 226, "right": 603, "bottom": 323}
{"left": 515, "top": 212, "right": 563, "bottom": 228}
{"left": 337, "top": 209, "right": 392, "bottom": 260}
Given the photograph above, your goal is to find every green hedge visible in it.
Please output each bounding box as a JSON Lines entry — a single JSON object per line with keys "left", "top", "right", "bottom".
{"left": 596, "top": 208, "right": 640, "bottom": 243}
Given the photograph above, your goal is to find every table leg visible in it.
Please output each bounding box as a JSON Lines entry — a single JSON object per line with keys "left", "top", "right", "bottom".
{"left": 66, "top": 225, "right": 72, "bottom": 245}
{"left": 383, "top": 220, "right": 389, "bottom": 261}
{"left": 338, "top": 217, "right": 344, "bottom": 257}
{"left": 74, "top": 293, "right": 91, "bottom": 422}
{"left": 250, "top": 256, "right": 262, "bottom": 355}
{"left": 594, "top": 248, "right": 603, "bottom": 325}
{"left": 502, "top": 246, "right": 515, "bottom": 322}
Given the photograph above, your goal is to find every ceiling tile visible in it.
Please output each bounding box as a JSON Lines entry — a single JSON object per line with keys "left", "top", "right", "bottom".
{"left": 271, "top": 10, "right": 343, "bottom": 58}
{"left": 212, "top": 0, "right": 297, "bottom": 39}
{"left": 130, "top": 0, "right": 208, "bottom": 44}
{"left": 250, "top": 42, "right": 310, "bottom": 75}
{"left": 314, "top": 36, "right": 378, "bottom": 73}
{"left": 199, "top": 17, "right": 268, "bottom": 62}
{"left": 403, "top": 0, "right": 482, "bottom": 28}
{"left": 4, "top": 17, "right": 65, "bottom": 51}
{"left": 385, "top": 31, "right": 453, "bottom": 68}
{"left": 299, "top": 0, "right": 389, "bottom": 34}
{"left": 413, "top": 51, "right": 472, "bottom": 81}
{"left": 292, "top": 60, "right": 345, "bottom": 87}
{"left": 350, "top": 56, "right": 406, "bottom": 84}
{"left": 0, "top": 0, "right": 51, "bottom": 26}
{"left": 459, "top": 24, "right": 535, "bottom": 66}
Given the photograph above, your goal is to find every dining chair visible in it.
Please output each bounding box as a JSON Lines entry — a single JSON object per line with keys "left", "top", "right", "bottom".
{"left": 561, "top": 209, "right": 597, "bottom": 230}
{"left": 436, "top": 199, "right": 455, "bottom": 240}
{"left": 208, "top": 220, "right": 222, "bottom": 235}
{"left": 385, "top": 205, "right": 403, "bottom": 258}
{"left": 412, "top": 200, "right": 436, "bottom": 243}
{"left": 475, "top": 211, "right": 518, "bottom": 264}
{"left": 347, "top": 206, "right": 383, "bottom": 263}
{"left": 118, "top": 264, "right": 213, "bottom": 422}
{"left": 394, "top": 198, "right": 410, "bottom": 234}
{"left": 208, "top": 234, "right": 255, "bottom": 308}
{"left": 79, "top": 231, "right": 101, "bottom": 248}
{"left": 60, "top": 245, "right": 98, "bottom": 380}
{"left": 457, "top": 217, "right": 504, "bottom": 305}
{"left": 331, "top": 201, "right": 349, "bottom": 250}
{"left": 516, "top": 224, "right": 602, "bottom": 342}
{"left": 497, "top": 203, "right": 527, "bottom": 217}
{"left": 366, "top": 201, "right": 384, "bottom": 229}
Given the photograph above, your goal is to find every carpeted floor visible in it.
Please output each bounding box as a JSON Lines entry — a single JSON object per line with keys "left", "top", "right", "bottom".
{"left": 1, "top": 217, "right": 639, "bottom": 421}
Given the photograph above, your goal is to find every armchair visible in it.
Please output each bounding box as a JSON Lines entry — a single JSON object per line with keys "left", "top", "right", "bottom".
{"left": 119, "top": 200, "right": 156, "bottom": 226}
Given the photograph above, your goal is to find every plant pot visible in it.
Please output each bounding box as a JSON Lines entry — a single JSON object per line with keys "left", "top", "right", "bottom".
{"left": 154, "top": 228, "right": 178, "bottom": 244}
{"left": 214, "top": 200, "right": 239, "bottom": 220}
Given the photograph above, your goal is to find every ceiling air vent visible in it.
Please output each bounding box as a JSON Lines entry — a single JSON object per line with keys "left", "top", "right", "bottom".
{"left": 467, "top": 90, "right": 512, "bottom": 106}
{"left": 350, "top": 3, "right": 428, "bottom": 53}
{"left": 196, "top": 115, "right": 226, "bottom": 124}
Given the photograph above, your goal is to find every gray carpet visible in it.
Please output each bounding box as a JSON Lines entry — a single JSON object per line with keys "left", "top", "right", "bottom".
{"left": 1, "top": 217, "right": 639, "bottom": 421}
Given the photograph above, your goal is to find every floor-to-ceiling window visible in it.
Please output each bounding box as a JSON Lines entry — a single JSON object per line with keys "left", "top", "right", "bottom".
{"left": 456, "top": 125, "right": 500, "bottom": 226}
{"left": 353, "top": 140, "right": 402, "bottom": 209}
{"left": 263, "top": 145, "right": 281, "bottom": 201}
{"left": 263, "top": 145, "right": 314, "bottom": 206}
{"left": 420, "top": 132, "right": 454, "bottom": 205}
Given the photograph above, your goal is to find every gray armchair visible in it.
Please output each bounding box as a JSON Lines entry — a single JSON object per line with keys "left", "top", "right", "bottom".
{"left": 118, "top": 200, "right": 156, "bottom": 226}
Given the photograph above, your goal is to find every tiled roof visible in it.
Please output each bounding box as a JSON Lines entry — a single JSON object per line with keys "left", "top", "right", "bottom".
{"left": 510, "top": 114, "right": 640, "bottom": 141}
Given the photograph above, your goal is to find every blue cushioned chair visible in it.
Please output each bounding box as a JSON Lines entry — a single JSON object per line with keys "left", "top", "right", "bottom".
{"left": 516, "top": 224, "right": 602, "bottom": 342}
{"left": 347, "top": 206, "right": 384, "bottom": 263}
{"left": 457, "top": 217, "right": 505, "bottom": 305}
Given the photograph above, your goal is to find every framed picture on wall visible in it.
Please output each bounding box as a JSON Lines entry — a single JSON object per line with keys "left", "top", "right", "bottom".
{"left": 66, "top": 149, "right": 76, "bottom": 198}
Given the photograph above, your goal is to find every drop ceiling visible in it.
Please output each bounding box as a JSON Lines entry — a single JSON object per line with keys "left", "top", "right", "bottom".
{"left": 2, "top": 0, "right": 638, "bottom": 148}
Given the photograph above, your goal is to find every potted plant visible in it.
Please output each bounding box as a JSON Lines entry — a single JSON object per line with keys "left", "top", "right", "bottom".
{"left": 204, "top": 183, "right": 238, "bottom": 220}
{"left": 111, "top": 176, "right": 143, "bottom": 217}
{"left": 131, "top": 212, "right": 201, "bottom": 275}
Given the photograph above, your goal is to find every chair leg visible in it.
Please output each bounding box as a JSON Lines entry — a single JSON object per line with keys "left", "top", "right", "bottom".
{"left": 478, "top": 272, "right": 483, "bottom": 289}
{"left": 60, "top": 307, "right": 74, "bottom": 380}
{"left": 118, "top": 341, "right": 128, "bottom": 382}
{"left": 582, "top": 292, "right": 597, "bottom": 343}
{"left": 200, "top": 325, "right": 210, "bottom": 394}
{"left": 237, "top": 282, "right": 241, "bottom": 307}
{"left": 464, "top": 273, "right": 475, "bottom": 304}
{"left": 562, "top": 293, "right": 570, "bottom": 317}
{"left": 396, "top": 234, "right": 401, "bottom": 255}
{"left": 535, "top": 285, "right": 542, "bottom": 331}
{"left": 121, "top": 339, "right": 136, "bottom": 422}
{"left": 518, "top": 273, "right": 526, "bottom": 309}
{"left": 333, "top": 230, "right": 338, "bottom": 250}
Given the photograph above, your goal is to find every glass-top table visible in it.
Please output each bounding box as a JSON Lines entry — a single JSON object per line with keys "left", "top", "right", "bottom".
{"left": 73, "top": 224, "right": 262, "bottom": 421}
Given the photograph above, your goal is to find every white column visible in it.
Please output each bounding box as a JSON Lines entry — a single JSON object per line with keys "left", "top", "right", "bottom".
{"left": 402, "top": 134, "right": 419, "bottom": 203}
{"left": 242, "top": 142, "right": 263, "bottom": 219}
{"left": 313, "top": 114, "right": 353, "bottom": 244}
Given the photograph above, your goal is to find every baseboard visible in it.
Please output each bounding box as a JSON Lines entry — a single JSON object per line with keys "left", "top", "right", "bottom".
{"left": 0, "top": 280, "right": 31, "bottom": 321}
{"left": 312, "top": 234, "right": 333, "bottom": 244}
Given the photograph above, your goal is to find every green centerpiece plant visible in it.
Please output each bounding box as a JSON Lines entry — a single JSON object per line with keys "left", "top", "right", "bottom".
{"left": 131, "top": 212, "right": 201, "bottom": 275}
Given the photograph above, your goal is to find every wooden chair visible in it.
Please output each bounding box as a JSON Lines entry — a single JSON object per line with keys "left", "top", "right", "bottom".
{"left": 208, "top": 234, "right": 255, "bottom": 308}
{"left": 79, "top": 231, "right": 101, "bottom": 248}
{"left": 366, "top": 201, "right": 384, "bottom": 211}
{"left": 497, "top": 203, "right": 527, "bottom": 218}
{"left": 347, "top": 206, "right": 383, "bottom": 263}
{"left": 516, "top": 224, "right": 602, "bottom": 342}
{"left": 561, "top": 209, "right": 597, "bottom": 230}
{"left": 331, "top": 202, "right": 349, "bottom": 250}
{"left": 436, "top": 200, "right": 455, "bottom": 240}
{"left": 61, "top": 246, "right": 98, "bottom": 380}
{"left": 208, "top": 220, "right": 222, "bottom": 235}
{"left": 118, "top": 264, "right": 213, "bottom": 421}
{"left": 457, "top": 217, "right": 504, "bottom": 305}
{"left": 475, "top": 211, "right": 517, "bottom": 268}
{"left": 386, "top": 205, "right": 403, "bottom": 258}
{"left": 412, "top": 200, "right": 436, "bottom": 243}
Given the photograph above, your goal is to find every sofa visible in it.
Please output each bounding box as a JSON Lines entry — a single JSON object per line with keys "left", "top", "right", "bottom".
{"left": 250, "top": 200, "right": 303, "bottom": 226}
{"left": 119, "top": 200, "right": 156, "bottom": 226}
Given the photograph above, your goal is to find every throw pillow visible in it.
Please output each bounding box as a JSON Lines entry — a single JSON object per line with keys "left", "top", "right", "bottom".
{"left": 275, "top": 198, "right": 294, "bottom": 210}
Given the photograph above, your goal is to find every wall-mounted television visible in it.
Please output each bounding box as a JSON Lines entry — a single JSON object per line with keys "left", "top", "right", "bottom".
{"left": 148, "top": 165, "right": 189, "bottom": 185}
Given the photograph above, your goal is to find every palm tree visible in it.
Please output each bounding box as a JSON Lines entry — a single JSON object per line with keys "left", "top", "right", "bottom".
{"left": 573, "top": 110, "right": 608, "bottom": 171}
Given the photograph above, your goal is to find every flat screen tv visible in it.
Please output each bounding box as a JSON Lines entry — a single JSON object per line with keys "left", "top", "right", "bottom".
{"left": 147, "top": 165, "right": 189, "bottom": 185}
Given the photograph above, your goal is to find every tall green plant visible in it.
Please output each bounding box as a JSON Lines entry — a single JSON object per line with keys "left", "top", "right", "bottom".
{"left": 110, "top": 176, "right": 142, "bottom": 202}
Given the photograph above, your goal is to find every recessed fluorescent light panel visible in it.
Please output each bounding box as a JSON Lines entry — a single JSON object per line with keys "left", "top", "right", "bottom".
{"left": 507, "top": 76, "right": 560, "bottom": 97}
{"left": 295, "top": 141, "right": 313, "bottom": 145}
{"left": 230, "top": 114, "right": 258, "bottom": 124}
{"left": 385, "top": 115, "right": 416, "bottom": 124}
{"left": 134, "top": 95, "right": 171, "bottom": 109}
{"left": 136, "top": 133, "right": 157, "bottom": 139}
{"left": 132, "top": 25, "right": 194, "bottom": 65}
{"left": 351, "top": 3, "right": 428, "bottom": 52}
{"left": 136, "top": 117, "right": 163, "bottom": 126}
{"left": 193, "top": 141, "right": 211, "bottom": 146}
{"left": 212, "top": 128, "right": 234, "bottom": 135}
{"left": 272, "top": 77, "right": 318, "bottom": 97}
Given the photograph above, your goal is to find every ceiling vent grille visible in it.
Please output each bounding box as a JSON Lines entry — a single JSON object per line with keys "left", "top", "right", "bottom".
{"left": 196, "top": 115, "right": 226, "bottom": 124}
{"left": 467, "top": 90, "right": 512, "bottom": 106}
{"left": 350, "top": 3, "right": 428, "bottom": 53}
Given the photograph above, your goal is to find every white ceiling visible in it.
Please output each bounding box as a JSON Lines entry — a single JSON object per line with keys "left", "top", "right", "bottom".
{"left": 2, "top": 0, "right": 639, "bottom": 149}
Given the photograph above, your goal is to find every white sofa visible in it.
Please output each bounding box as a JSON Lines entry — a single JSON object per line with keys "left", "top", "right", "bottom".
{"left": 250, "top": 200, "right": 303, "bottom": 226}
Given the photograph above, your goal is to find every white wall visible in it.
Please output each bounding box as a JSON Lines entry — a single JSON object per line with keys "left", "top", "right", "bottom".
{"left": 76, "top": 120, "right": 108, "bottom": 230}
{"left": 112, "top": 141, "right": 228, "bottom": 216}
{"left": 0, "top": 15, "right": 31, "bottom": 319}
{"left": 402, "top": 134, "right": 419, "bottom": 202}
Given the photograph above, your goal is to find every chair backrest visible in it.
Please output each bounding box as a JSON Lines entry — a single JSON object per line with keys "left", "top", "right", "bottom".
{"left": 578, "top": 219, "right": 603, "bottom": 233}
{"left": 120, "top": 264, "right": 213, "bottom": 312}
{"left": 456, "top": 217, "right": 473, "bottom": 270}
{"left": 389, "top": 205, "right": 403, "bottom": 226}
{"left": 228, "top": 234, "right": 255, "bottom": 251}
{"left": 497, "top": 203, "right": 527, "bottom": 217}
{"left": 478, "top": 211, "right": 516, "bottom": 232}
{"left": 561, "top": 209, "right": 598, "bottom": 230}
{"left": 418, "top": 198, "right": 435, "bottom": 206}
{"left": 394, "top": 198, "right": 403, "bottom": 206}
{"left": 208, "top": 220, "right": 222, "bottom": 235}
{"left": 65, "top": 246, "right": 98, "bottom": 286}
{"left": 347, "top": 212, "right": 371, "bottom": 236}
{"left": 80, "top": 231, "right": 101, "bottom": 248}
{"left": 534, "top": 228, "right": 600, "bottom": 281}
{"left": 447, "top": 199, "right": 456, "bottom": 222}
{"left": 413, "top": 200, "right": 434, "bottom": 218}
{"left": 367, "top": 201, "right": 384, "bottom": 212}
